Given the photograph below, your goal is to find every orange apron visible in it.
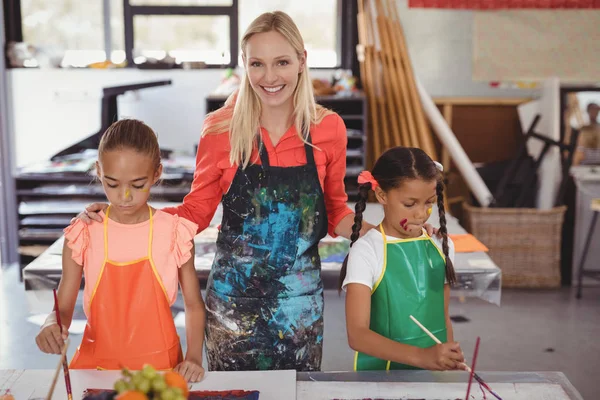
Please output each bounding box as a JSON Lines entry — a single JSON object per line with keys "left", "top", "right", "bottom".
{"left": 70, "top": 206, "right": 182, "bottom": 370}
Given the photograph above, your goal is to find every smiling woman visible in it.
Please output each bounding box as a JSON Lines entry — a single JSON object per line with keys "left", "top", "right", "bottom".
{"left": 187, "top": 11, "right": 369, "bottom": 372}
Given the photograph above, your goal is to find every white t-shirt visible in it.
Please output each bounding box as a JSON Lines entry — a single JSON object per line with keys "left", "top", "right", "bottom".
{"left": 342, "top": 228, "right": 455, "bottom": 290}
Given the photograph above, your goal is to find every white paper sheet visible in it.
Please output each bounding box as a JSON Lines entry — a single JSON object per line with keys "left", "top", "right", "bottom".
{"left": 1, "top": 369, "right": 296, "bottom": 400}
{"left": 297, "top": 381, "right": 571, "bottom": 400}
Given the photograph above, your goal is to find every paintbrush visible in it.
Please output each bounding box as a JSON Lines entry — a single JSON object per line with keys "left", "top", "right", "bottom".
{"left": 465, "top": 337, "right": 479, "bottom": 400}
{"left": 46, "top": 339, "right": 70, "bottom": 400}
{"left": 53, "top": 289, "right": 73, "bottom": 400}
{"left": 409, "top": 315, "right": 502, "bottom": 400}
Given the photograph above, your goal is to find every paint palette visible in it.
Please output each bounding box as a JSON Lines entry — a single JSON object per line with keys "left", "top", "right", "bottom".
{"left": 82, "top": 389, "right": 260, "bottom": 399}
{"left": 189, "top": 390, "right": 260, "bottom": 399}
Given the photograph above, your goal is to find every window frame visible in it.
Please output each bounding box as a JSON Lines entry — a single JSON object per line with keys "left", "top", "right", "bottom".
{"left": 4, "top": 0, "right": 358, "bottom": 72}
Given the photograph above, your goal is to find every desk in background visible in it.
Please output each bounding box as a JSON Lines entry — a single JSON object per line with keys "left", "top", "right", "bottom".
{"left": 22, "top": 204, "right": 501, "bottom": 307}
{"left": 570, "top": 165, "right": 600, "bottom": 287}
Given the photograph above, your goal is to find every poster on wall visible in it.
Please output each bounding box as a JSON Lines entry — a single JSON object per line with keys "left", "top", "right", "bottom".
{"left": 472, "top": 10, "right": 600, "bottom": 82}
{"left": 408, "top": 0, "right": 600, "bottom": 8}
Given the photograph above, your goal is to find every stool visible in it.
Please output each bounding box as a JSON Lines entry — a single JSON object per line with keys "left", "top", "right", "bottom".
{"left": 576, "top": 198, "right": 600, "bottom": 299}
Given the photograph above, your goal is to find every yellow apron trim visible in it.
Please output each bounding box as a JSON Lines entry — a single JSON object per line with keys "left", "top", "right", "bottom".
{"left": 426, "top": 235, "right": 446, "bottom": 262}
{"left": 386, "top": 360, "right": 391, "bottom": 370}
{"left": 108, "top": 257, "right": 151, "bottom": 266}
{"left": 386, "top": 228, "right": 431, "bottom": 244}
{"left": 90, "top": 261, "right": 107, "bottom": 305}
{"left": 150, "top": 258, "right": 170, "bottom": 303}
{"left": 92, "top": 206, "right": 169, "bottom": 305}
{"left": 146, "top": 207, "right": 170, "bottom": 302}
{"left": 372, "top": 224, "right": 388, "bottom": 294}
{"left": 353, "top": 351, "right": 359, "bottom": 371}
{"left": 96, "top": 366, "right": 173, "bottom": 371}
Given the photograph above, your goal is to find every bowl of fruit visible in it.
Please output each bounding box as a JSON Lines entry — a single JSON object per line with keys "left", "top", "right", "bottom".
{"left": 83, "top": 365, "right": 189, "bottom": 400}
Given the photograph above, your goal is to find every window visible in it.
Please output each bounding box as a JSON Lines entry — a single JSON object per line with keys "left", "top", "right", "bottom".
{"left": 130, "top": 0, "right": 232, "bottom": 5}
{"left": 238, "top": 0, "right": 339, "bottom": 68}
{"left": 19, "top": 0, "right": 124, "bottom": 67}
{"left": 13, "top": 0, "right": 353, "bottom": 70}
{"left": 132, "top": 15, "right": 231, "bottom": 65}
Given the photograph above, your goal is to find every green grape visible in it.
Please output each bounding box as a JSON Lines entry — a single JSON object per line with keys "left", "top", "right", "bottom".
{"left": 136, "top": 378, "right": 151, "bottom": 394}
{"left": 174, "top": 395, "right": 186, "bottom": 400}
{"left": 142, "top": 364, "right": 158, "bottom": 380}
{"left": 131, "top": 373, "right": 146, "bottom": 390}
{"left": 160, "top": 388, "right": 177, "bottom": 400}
{"left": 172, "top": 387, "right": 183, "bottom": 396}
{"left": 113, "top": 379, "right": 128, "bottom": 394}
{"left": 152, "top": 376, "right": 168, "bottom": 393}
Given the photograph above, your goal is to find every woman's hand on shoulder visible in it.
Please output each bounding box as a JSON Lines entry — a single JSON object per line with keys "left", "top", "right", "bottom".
{"left": 424, "top": 223, "right": 440, "bottom": 237}
{"left": 70, "top": 203, "right": 109, "bottom": 225}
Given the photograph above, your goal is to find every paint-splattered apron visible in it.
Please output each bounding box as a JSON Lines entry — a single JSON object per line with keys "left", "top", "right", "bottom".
{"left": 355, "top": 225, "right": 447, "bottom": 371}
{"left": 205, "top": 133, "right": 327, "bottom": 371}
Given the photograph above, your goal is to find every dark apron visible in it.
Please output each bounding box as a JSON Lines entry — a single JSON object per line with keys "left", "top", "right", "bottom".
{"left": 205, "top": 133, "right": 328, "bottom": 371}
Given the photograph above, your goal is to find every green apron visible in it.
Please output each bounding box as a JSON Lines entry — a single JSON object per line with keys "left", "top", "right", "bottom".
{"left": 354, "top": 224, "right": 447, "bottom": 370}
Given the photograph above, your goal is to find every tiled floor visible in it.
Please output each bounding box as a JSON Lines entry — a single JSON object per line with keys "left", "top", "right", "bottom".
{"left": 1, "top": 264, "right": 598, "bottom": 399}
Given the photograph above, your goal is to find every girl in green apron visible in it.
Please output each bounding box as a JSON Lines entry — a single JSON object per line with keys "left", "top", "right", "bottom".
{"left": 340, "top": 147, "right": 466, "bottom": 371}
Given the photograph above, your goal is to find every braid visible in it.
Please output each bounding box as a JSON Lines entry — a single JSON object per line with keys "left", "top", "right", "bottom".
{"left": 436, "top": 181, "right": 456, "bottom": 285}
{"left": 338, "top": 183, "right": 371, "bottom": 293}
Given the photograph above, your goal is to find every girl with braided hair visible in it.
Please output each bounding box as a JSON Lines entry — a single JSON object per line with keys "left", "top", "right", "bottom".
{"left": 340, "top": 146, "right": 466, "bottom": 372}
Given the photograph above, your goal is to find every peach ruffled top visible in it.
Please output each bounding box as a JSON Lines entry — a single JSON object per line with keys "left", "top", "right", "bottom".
{"left": 64, "top": 210, "right": 197, "bottom": 317}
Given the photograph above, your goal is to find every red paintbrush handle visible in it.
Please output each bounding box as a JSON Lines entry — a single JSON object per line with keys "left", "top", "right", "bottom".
{"left": 52, "top": 289, "right": 63, "bottom": 331}
{"left": 465, "top": 336, "right": 481, "bottom": 400}
{"left": 62, "top": 359, "right": 73, "bottom": 400}
{"left": 53, "top": 288, "right": 72, "bottom": 399}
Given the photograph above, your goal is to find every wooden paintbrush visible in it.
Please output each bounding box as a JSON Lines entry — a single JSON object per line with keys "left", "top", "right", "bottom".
{"left": 53, "top": 289, "right": 73, "bottom": 400}
{"left": 409, "top": 315, "right": 502, "bottom": 400}
{"left": 46, "top": 339, "right": 70, "bottom": 400}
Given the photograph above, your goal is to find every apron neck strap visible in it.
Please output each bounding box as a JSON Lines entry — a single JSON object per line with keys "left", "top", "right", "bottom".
{"left": 258, "top": 131, "right": 316, "bottom": 168}
{"left": 104, "top": 205, "right": 154, "bottom": 261}
{"left": 379, "top": 223, "right": 389, "bottom": 245}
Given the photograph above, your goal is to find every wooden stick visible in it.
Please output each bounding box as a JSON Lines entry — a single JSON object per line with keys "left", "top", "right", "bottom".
{"left": 409, "top": 314, "right": 473, "bottom": 373}
{"left": 53, "top": 289, "right": 73, "bottom": 400}
{"left": 387, "top": 0, "right": 438, "bottom": 159}
{"left": 373, "top": 0, "right": 408, "bottom": 148}
{"left": 357, "top": 0, "right": 381, "bottom": 163}
{"left": 382, "top": 0, "right": 419, "bottom": 148}
{"left": 46, "top": 339, "right": 70, "bottom": 400}
{"left": 365, "top": 1, "right": 391, "bottom": 152}
{"left": 409, "top": 315, "right": 442, "bottom": 345}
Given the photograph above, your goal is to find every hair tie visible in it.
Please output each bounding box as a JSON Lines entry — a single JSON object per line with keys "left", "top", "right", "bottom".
{"left": 358, "top": 171, "right": 379, "bottom": 190}
{"left": 434, "top": 161, "right": 444, "bottom": 172}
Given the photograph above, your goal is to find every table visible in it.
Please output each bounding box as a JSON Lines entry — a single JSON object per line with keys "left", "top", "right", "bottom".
{"left": 570, "top": 165, "right": 600, "bottom": 287}
{"left": 22, "top": 204, "right": 502, "bottom": 305}
{"left": 0, "top": 370, "right": 583, "bottom": 399}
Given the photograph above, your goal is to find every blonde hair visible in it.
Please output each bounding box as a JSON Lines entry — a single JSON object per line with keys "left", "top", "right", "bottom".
{"left": 203, "top": 11, "right": 332, "bottom": 168}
